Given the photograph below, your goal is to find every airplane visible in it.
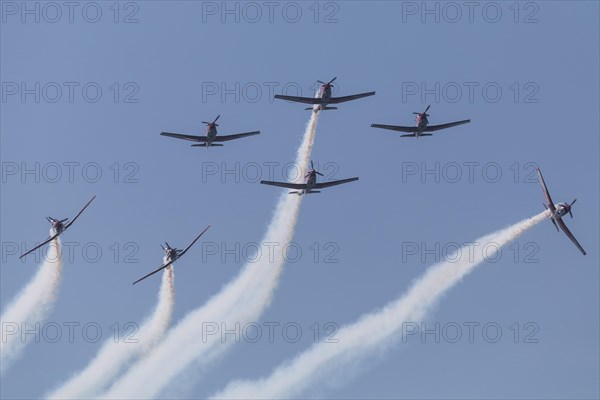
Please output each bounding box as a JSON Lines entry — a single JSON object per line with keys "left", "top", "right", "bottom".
{"left": 536, "top": 168, "right": 586, "bottom": 255}
{"left": 132, "top": 225, "right": 211, "bottom": 285}
{"left": 260, "top": 161, "right": 358, "bottom": 195}
{"left": 371, "top": 105, "right": 470, "bottom": 138}
{"left": 160, "top": 115, "right": 260, "bottom": 148}
{"left": 274, "top": 77, "right": 375, "bottom": 111}
{"left": 19, "top": 195, "right": 96, "bottom": 259}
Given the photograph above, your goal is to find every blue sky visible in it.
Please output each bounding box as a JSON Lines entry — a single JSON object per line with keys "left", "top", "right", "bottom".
{"left": 1, "top": 1, "right": 598, "bottom": 398}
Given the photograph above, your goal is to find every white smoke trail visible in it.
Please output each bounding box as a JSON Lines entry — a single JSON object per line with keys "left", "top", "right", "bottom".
{"left": 102, "top": 111, "right": 320, "bottom": 399}
{"left": 46, "top": 265, "right": 175, "bottom": 399}
{"left": 0, "top": 238, "right": 63, "bottom": 374}
{"left": 213, "top": 211, "right": 548, "bottom": 399}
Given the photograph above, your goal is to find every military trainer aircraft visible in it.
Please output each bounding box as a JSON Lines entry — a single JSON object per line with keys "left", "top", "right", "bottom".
{"left": 160, "top": 115, "right": 260, "bottom": 147}
{"left": 536, "top": 168, "right": 586, "bottom": 255}
{"left": 274, "top": 77, "right": 375, "bottom": 111}
{"left": 132, "top": 225, "right": 211, "bottom": 285}
{"left": 371, "top": 105, "right": 470, "bottom": 137}
{"left": 260, "top": 161, "right": 358, "bottom": 195}
{"left": 19, "top": 195, "right": 96, "bottom": 259}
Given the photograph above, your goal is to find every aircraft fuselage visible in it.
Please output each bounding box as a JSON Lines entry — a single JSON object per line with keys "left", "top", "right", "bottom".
{"left": 205, "top": 124, "right": 217, "bottom": 147}
{"left": 552, "top": 203, "right": 571, "bottom": 219}
{"left": 315, "top": 84, "right": 332, "bottom": 110}
{"left": 414, "top": 114, "right": 429, "bottom": 136}
{"left": 47, "top": 217, "right": 65, "bottom": 236}
{"left": 292, "top": 171, "right": 317, "bottom": 195}
{"left": 164, "top": 247, "right": 178, "bottom": 264}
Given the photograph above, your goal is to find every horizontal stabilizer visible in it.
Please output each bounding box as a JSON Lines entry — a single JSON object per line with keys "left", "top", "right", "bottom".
{"left": 191, "top": 143, "right": 224, "bottom": 147}
{"left": 308, "top": 190, "right": 321, "bottom": 194}
{"left": 305, "top": 106, "right": 337, "bottom": 110}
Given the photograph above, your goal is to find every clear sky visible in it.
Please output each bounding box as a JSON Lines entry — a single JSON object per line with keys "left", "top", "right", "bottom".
{"left": 1, "top": 1, "right": 598, "bottom": 399}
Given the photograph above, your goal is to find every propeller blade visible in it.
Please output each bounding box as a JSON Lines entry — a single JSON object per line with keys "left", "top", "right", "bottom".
{"left": 213, "top": 115, "right": 220, "bottom": 124}
{"left": 160, "top": 244, "right": 166, "bottom": 251}
{"left": 61, "top": 218, "right": 69, "bottom": 222}
{"left": 311, "top": 160, "right": 315, "bottom": 169}
{"left": 329, "top": 77, "right": 337, "bottom": 84}
{"left": 569, "top": 210, "right": 573, "bottom": 218}
{"left": 202, "top": 121, "right": 210, "bottom": 125}
{"left": 317, "top": 80, "right": 325, "bottom": 84}
{"left": 571, "top": 199, "right": 577, "bottom": 206}
{"left": 316, "top": 171, "right": 324, "bottom": 176}
{"left": 424, "top": 105, "right": 431, "bottom": 113}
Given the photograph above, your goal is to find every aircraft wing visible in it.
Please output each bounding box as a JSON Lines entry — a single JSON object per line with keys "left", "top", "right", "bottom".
{"left": 274, "top": 95, "right": 322, "bottom": 105}
{"left": 555, "top": 218, "right": 587, "bottom": 255}
{"left": 64, "top": 195, "right": 96, "bottom": 230}
{"left": 132, "top": 262, "right": 172, "bottom": 285}
{"left": 178, "top": 225, "right": 211, "bottom": 258}
{"left": 536, "top": 168, "right": 556, "bottom": 212}
{"left": 19, "top": 234, "right": 61, "bottom": 259}
{"left": 371, "top": 123, "right": 417, "bottom": 133}
{"left": 328, "top": 91, "right": 376, "bottom": 104}
{"left": 422, "top": 119, "right": 471, "bottom": 132}
{"left": 160, "top": 132, "right": 208, "bottom": 142}
{"left": 260, "top": 180, "right": 308, "bottom": 190}
{"left": 313, "top": 177, "right": 359, "bottom": 189}
{"left": 213, "top": 131, "right": 260, "bottom": 142}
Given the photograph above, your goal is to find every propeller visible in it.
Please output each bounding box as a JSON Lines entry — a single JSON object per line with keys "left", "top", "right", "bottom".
{"left": 309, "top": 161, "right": 324, "bottom": 176}
{"left": 317, "top": 77, "right": 337, "bottom": 86}
{"left": 413, "top": 105, "right": 431, "bottom": 116}
{"left": 568, "top": 199, "right": 577, "bottom": 218}
{"left": 202, "top": 115, "right": 220, "bottom": 126}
